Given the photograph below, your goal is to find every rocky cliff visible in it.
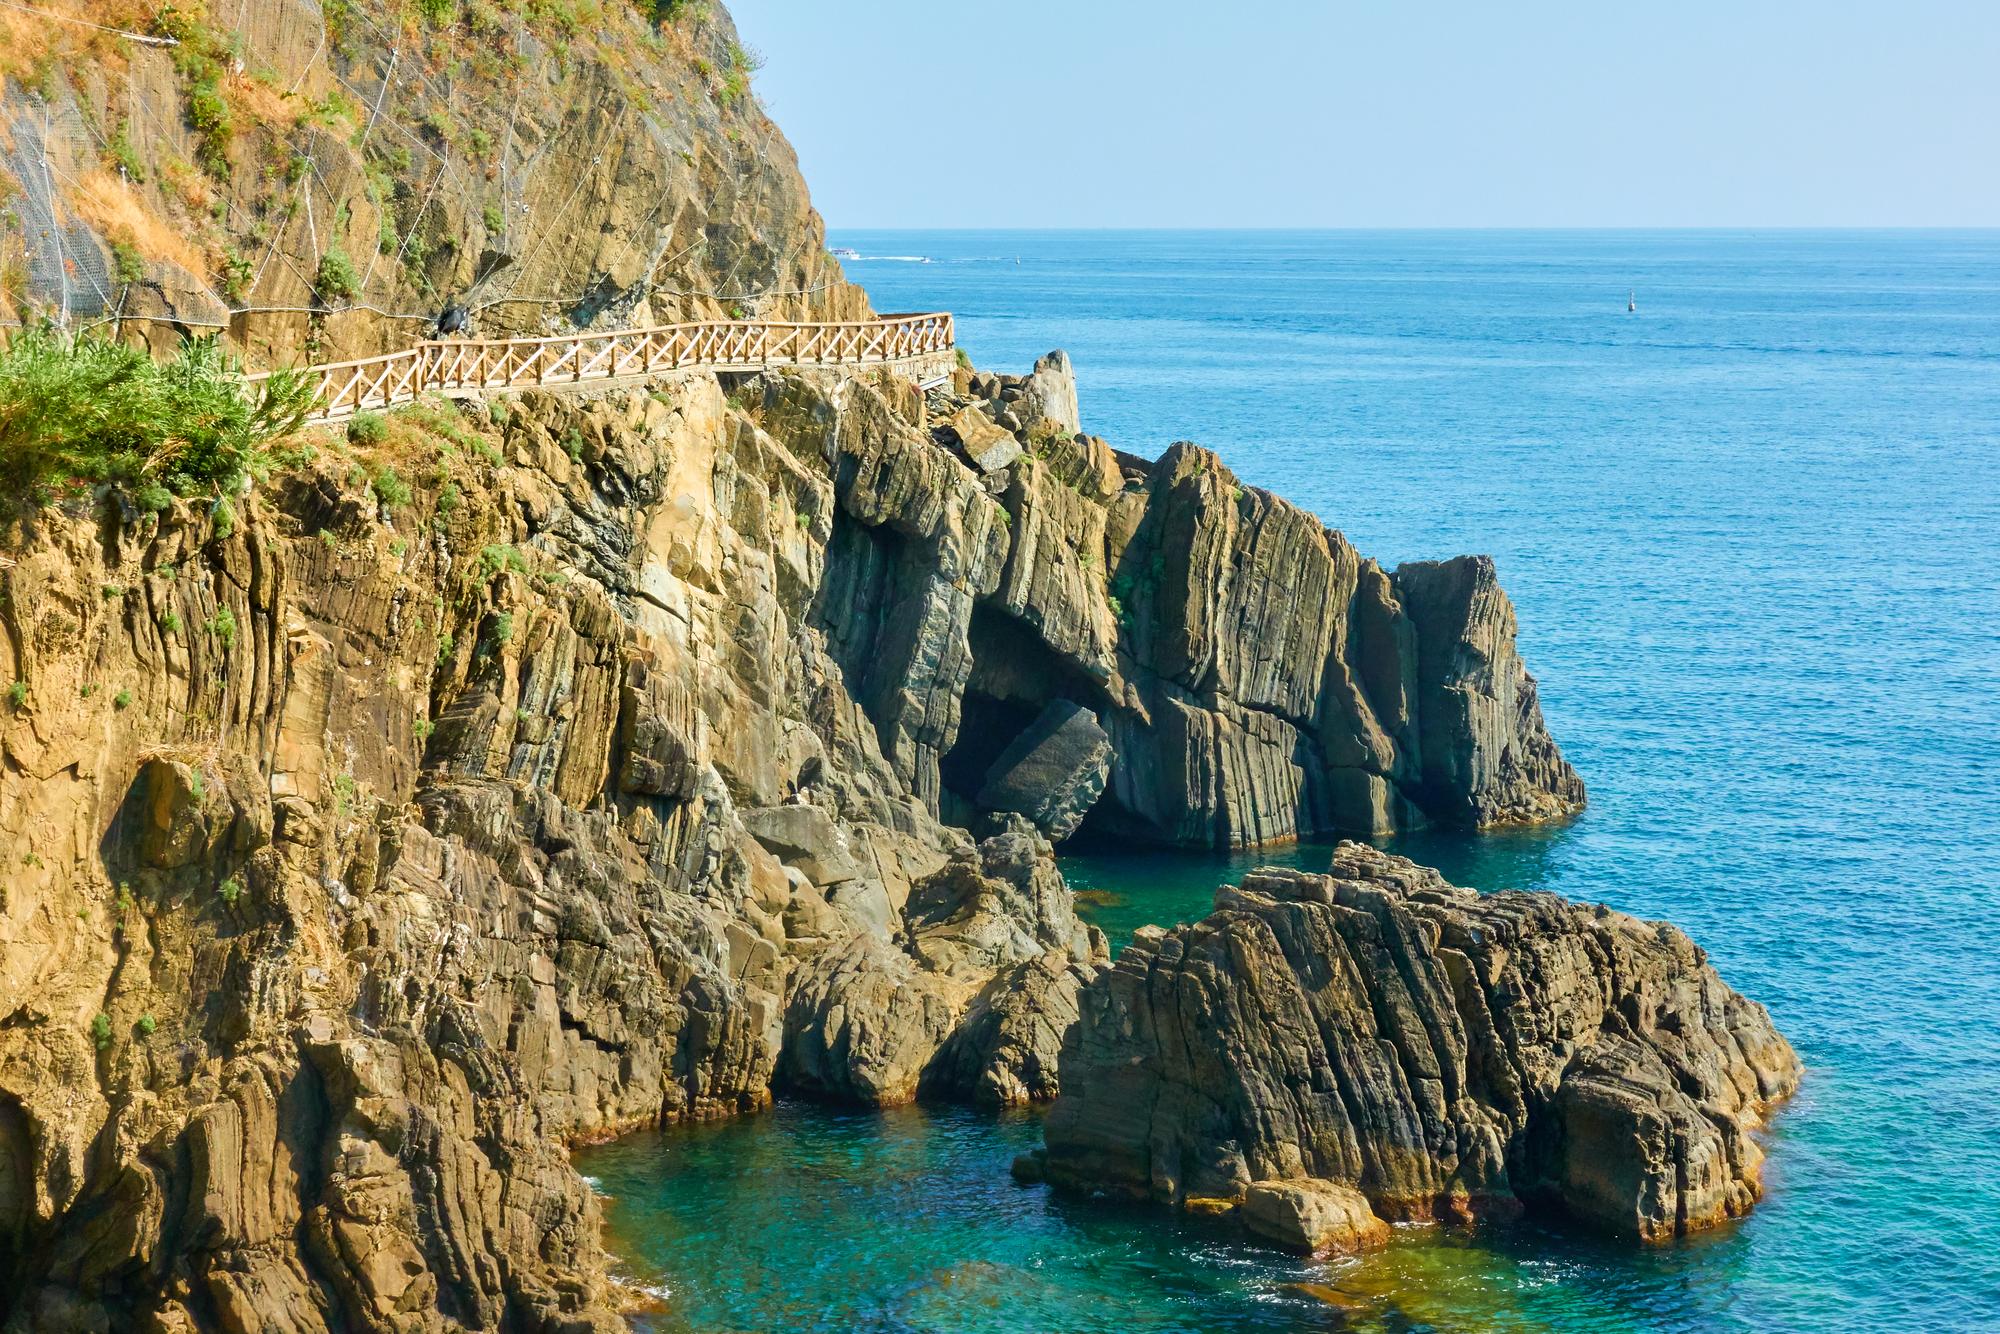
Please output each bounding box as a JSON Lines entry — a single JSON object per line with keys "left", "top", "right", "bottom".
{"left": 1035, "top": 844, "right": 1799, "bottom": 1248}
{"left": 1, "top": 0, "right": 866, "bottom": 363}
{"left": 0, "top": 348, "right": 1592, "bottom": 1327}
{"left": 0, "top": 370, "right": 1109, "bottom": 1329}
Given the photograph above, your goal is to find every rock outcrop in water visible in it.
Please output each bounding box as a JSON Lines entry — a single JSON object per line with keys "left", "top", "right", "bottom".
{"left": 929, "top": 363, "right": 1584, "bottom": 848}
{"left": 1040, "top": 844, "right": 1799, "bottom": 1244}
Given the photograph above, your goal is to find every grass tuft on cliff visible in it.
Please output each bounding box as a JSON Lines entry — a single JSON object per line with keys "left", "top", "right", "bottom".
{"left": 0, "top": 331, "right": 316, "bottom": 510}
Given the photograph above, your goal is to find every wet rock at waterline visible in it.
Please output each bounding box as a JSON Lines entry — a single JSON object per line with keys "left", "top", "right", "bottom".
{"left": 1041, "top": 843, "right": 1799, "bottom": 1244}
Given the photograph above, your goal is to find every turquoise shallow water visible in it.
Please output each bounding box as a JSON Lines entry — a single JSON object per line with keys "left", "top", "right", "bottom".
{"left": 578, "top": 231, "right": 2000, "bottom": 1331}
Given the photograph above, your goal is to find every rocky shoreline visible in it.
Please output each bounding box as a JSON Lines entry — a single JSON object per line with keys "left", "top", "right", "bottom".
{"left": 0, "top": 0, "right": 1796, "bottom": 1327}
{"left": 0, "top": 352, "right": 1601, "bottom": 1328}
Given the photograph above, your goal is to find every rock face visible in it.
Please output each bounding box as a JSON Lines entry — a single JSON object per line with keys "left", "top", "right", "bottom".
{"left": 975, "top": 699, "right": 1113, "bottom": 840}
{"left": 0, "top": 341, "right": 1592, "bottom": 1325}
{"left": 0, "top": 372, "right": 1098, "bottom": 1330}
{"left": 918, "top": 369, "right": 1585, "bottom": 848}
{"left": 1043, "top": 844, "right": 1799, "bottom": 1244}
{"left": 0, "top": 0, "right": 867, "bottom": 362}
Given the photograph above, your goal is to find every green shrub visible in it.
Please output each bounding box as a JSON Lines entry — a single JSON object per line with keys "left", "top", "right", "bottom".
{"left": 160, "top": 610, "right": 181, "bottom": 635}
{"left": 491, "top": 611, "right": 514, "bottom": 643}
{"left": 482, "top": 202, "right": 503, "bottom": 233}
{"left": 186, "top": 74, "right": 233, "bottom": 174}
{"left": 316, "top": 248, "right": 360, "bottom": 302}
{"left": 136, "top": 1013, "right": 157, "bottom": 1037}
{"left": 347, "top": 412, "right": 386, "bottom": 446}
{"left": 414, "top": 717, "right": 434, "bottom": 741}
{"left": 468, "top": 128, "right": 493, "bottom": 158}
{"left": 5, "top": 680, "right": 25, "bottom": 707}
{"left": 106, "top": 124, "right": 146, "bottom": 181}
{"left": 113, "top": 689, "right": 132, "bottom": 710}
{"left": 417, "top": 0, "right": 455, "bottom": 23}
{"left": 90, "top": 1013, "right": 113, "bottom": 1051}
{"left": 219, "top": 247, "right": 254, "bottom": 300}
{"left": 211, "top": 501, "right": 235, "bottom": 540}
{"left": 437, "top": 480, "right": 461, "bottom": 514}
{"left": 219, "top": 875, "right": 242, "bottom": 904}
{"left": 371, "top": 466, "right": 411, "bottom": 507}
{"left": 112, "top": 242, "right": 146, "bottom": 285}
{"left": 207, "top": 606, "right": 236, "bottom": 648}
{"left": 0, "top": 331, "right": 314, "bottom": 510}
{"left": 479, "top": 544, "right": 525, "bottom": 578}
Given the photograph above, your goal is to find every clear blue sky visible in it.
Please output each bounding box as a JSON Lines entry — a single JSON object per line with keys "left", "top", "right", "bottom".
{"left": 726, "top": 0, "right": 2000, "bottom": 228}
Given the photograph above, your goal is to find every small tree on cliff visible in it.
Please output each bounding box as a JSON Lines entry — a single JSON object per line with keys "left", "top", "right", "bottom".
{"left": 0, "top": 330, "right": 315, "bottom": 511}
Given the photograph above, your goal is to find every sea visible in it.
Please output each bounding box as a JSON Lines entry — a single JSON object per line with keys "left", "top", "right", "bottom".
{"left": 574, "top": 230, "right": 2000, "bottom": 1332}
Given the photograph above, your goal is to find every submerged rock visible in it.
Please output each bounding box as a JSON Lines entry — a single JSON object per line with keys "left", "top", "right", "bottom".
{"left": 1041, "top": 844, "right": 1798, "bottom": 1244}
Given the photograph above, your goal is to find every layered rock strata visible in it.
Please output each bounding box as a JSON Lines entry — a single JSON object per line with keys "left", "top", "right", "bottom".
{"left": 0, "top": 0, "right": 866, "bottom": 361}
{"left": 1041, "top": 844, "right": 1800, "bottom": 1244}
{"left": 926, "top": 358, "right": 1584, "bottom": 846}
{"left": 0, "top": 373, "right": 1103, "bottom": 1330}
{"left": 0, "top": 345, "right": 1593, "bottom": 1327}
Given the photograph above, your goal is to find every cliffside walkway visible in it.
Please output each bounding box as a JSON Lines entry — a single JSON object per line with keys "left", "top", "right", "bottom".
{"left": 253, "top": 312, "right": 955, "bottom": 424}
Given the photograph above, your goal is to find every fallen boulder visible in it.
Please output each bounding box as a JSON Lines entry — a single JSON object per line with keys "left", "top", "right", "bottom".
{"left": 1242, "top": 1180, "right": 1391, "bottom": 1255}
{"left": 975, "top": 700, "right": 1112, "bottom": 841}
{"left": 944, "top": 404, "right": 1023, "bottom": 474}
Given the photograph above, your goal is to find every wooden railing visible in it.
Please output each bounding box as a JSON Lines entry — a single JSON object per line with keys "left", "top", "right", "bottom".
{"left": 251, "top": 312, "right": 955, "bottom": 424}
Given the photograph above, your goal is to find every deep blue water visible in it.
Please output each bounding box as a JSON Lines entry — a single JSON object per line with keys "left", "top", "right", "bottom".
{"left": 579, "top": 231, "right": 2000, "bottom": 1331}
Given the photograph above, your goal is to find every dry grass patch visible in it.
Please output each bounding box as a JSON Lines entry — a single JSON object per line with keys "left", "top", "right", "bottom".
{"left": 160, "top": 157, "right": 215, "bottom": 215}
{"left": 0, "top": 0, "right": 156, "bottom": 80}
{"left": 226, "top": 72, "right": 304, "bottom": 131}
{"left": 66, "top": 168, "right": 210, "bottom": 276}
